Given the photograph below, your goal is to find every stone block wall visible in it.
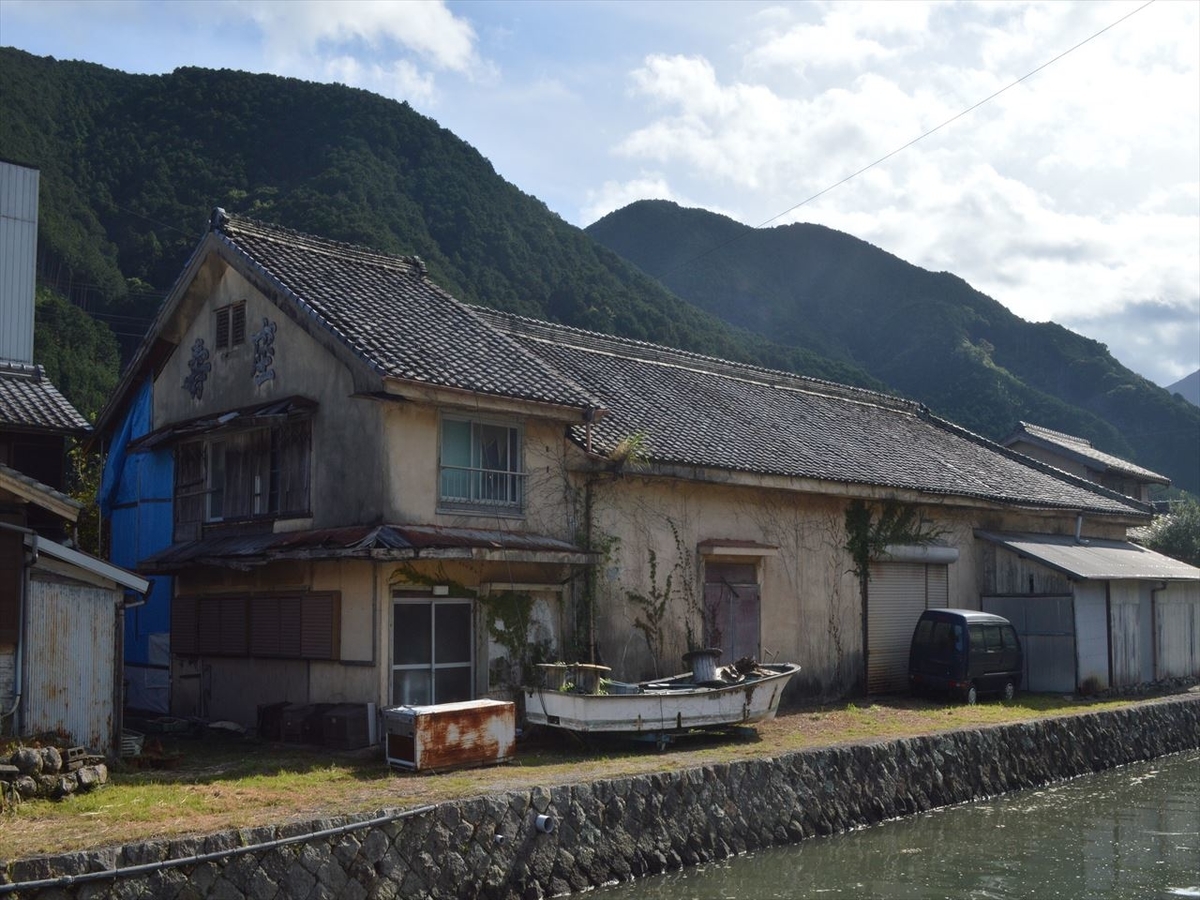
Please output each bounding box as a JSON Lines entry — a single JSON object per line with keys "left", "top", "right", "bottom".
{"left": 2, "top": 695, "right": 1198, "bottom": 899}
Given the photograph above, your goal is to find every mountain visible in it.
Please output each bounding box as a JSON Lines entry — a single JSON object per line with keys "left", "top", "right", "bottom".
{"left": 1167, "top": 371, "right": 1200, "bottom": 407}
{"left": 0, "top": 48, "right": 873, "bottom": 392}
{"left": 586, "top": 201, "right": 1200, "bottom": 494}
{"left": 1, "top": 49, "right": 1195, "bottom": 493}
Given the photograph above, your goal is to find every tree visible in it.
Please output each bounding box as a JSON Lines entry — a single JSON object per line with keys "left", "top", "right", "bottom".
{"left": 33, "top": 286, "right": 120, "bottom": 421}
{"left": 1142, "top": 497, "right": 1200, "bottom": 568}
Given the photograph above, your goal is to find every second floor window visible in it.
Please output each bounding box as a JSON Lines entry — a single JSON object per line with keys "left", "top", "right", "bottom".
{"left": 215, "top": 301, "right": 247, "bottom": 351}
{"left": 439, "top": 416, "right": 523, "bottom": 512}
{"left": 175, "top": 419, "right": 311, "bottom": 538}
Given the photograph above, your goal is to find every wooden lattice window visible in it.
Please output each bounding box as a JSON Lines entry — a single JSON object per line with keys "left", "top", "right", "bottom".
{"left": 173, "top": 593, "right": 340, "bottom": 660}
{"left": 215, "top": 301, "right": 247, "bottom": 350}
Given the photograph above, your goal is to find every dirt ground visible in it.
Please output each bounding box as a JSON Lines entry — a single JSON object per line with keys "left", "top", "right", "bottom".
{"left": 2, "top": 689, "right": 1193, "bottom": 862}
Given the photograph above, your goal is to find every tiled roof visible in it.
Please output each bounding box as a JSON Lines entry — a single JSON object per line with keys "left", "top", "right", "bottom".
{"left": 0, "top": 463, "right": 82, "bottom": 516}
{"left": 1004, "top": 422, "right": 1169, "bottom": 485}
{"left": 477, "top": 311, "right": 1149, "bottom": 518}
{"left": 0, "top": 362, "right": 90, "bottom": 433}
{"left": 214, "top": 215, "right": 602, "bottom": 414}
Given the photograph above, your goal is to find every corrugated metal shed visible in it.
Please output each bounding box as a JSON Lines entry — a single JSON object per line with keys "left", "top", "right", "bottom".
{"left": 975, "top": 531, "right": 1200, "bottom": 581}
{"left": 0, "top": 160, "right": 38, "bottom": 365}
{"left": 23, "top": 576, "right": 118, "bottom": 755}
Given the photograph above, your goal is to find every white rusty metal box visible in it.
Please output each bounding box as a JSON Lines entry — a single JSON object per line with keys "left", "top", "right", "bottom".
{"left": 383, "top": 699, "right": 515, "bottom": 772}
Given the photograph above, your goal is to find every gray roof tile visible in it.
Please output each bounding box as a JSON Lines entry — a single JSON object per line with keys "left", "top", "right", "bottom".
{"left": 477, "top": 311, "right": 1148, "bottom": 518}
{"left": 216, "top": 216, "right": 602, "bottom": 413}
{"left": 0, "top": 362, "right": 90, "bottom": 433}
{"left": 1006, "top": 421, "right": 1169, "bottom": 484}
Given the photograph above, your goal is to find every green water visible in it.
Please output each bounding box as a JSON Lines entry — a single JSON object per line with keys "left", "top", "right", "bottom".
{"left": 592, "top": 750, "right": 1200, "bottom": 899}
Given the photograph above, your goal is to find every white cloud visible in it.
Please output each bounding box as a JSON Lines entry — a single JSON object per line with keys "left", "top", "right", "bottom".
{"left": 241, "top": 0, "right": 478, "bottom": 72}
{"left": 582, "top": 175, "right": 679, "bottom": 225}
{"left": 598, "top": 0, "right": 1199, "bottom": 385}
{"left": 745, "top": 1, "right": 932, "bottom": 73}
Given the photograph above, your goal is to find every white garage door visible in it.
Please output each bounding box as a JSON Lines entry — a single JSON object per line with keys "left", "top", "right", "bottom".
{"left": 867, "top": 562, "right": 948, "bottom": 693}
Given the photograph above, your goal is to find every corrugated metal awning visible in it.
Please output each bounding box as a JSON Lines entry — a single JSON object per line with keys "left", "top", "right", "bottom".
{"left": 140, "top": 523, "right": 596, "bottom": 572}
{"left": 975, "top": 531, "right": 1200, "bottom": 581}
{"left": 130, "top": 396, "right": 317, "bottom": 450}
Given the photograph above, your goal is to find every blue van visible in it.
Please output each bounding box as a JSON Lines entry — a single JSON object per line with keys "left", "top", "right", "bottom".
{"left": 908, "top": 609, "right": 1023, "bottom": 704}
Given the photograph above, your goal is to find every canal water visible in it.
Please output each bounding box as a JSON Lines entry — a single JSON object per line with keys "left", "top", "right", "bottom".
{"left": 593, "top": 749, "right": 1200, "bottom": 899}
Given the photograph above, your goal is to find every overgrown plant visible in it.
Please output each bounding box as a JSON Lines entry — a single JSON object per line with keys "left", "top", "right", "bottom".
{"left": 627, "top": 548, "right": 671, "bottom": 677}
{"left": 480, "top": 591, "right": 551, "bottom": 690}
{"left": 844, "top": 498, "right": 944, "bottom": 692}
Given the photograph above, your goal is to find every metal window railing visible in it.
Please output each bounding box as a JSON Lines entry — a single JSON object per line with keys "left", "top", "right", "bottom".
{"left": 439, "top": 465, "right": 525, "bottom": 508}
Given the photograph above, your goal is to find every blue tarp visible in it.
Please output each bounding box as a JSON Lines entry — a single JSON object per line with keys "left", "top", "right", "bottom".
{"left": 103, "top": 380, "right": 175, "bottom": 673}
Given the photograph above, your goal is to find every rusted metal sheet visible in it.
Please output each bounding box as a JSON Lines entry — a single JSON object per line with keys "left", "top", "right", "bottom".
{"left": 142, "top": 523, "right": 590, "bottom": 571}
{"left": 384, "top": 699, "right": 515, "bottom": 772}
{"left": 23, "top": 576, "right": 118, "bottom": 755}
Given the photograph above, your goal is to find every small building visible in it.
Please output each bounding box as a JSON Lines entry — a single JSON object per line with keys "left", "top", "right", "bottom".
{"left": 1, "top": 158, "right": 150, "bottom": 756}
{"left": 93, "top": 210, "right": 1197, "bottom": 732}
{"left": 1001, "top": 422, "right": 1170, "bottom": 503}
{"left": 978, "top": 531, "right": 1200, "bottom": 693}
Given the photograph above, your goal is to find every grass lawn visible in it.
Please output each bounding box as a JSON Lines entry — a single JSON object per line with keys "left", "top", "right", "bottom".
{"left": 0, "top": 691, "right": 1183, "bottom": 862}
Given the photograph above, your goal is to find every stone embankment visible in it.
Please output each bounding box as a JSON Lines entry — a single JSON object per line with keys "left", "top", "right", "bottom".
{"left": 2, "top": 695, "right": 1197, "bottom": 899}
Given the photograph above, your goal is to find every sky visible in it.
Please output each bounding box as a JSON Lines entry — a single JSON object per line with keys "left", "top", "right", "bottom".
{"left": 2, "top": 0, "right": 1198, "bottom": 389}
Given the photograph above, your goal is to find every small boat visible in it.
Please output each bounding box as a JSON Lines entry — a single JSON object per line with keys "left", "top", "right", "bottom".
{"left": 523, "top": 659, "right": 801, "bottom": 740}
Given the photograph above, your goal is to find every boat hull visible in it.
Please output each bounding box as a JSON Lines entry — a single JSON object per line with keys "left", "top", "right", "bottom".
{"left": 524, "top": 663, "right": 801, "bottom": 734}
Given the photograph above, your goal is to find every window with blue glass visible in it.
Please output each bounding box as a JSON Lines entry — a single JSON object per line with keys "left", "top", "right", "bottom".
{"left": 438, "top": 416, "right": 524, "bottom": 513}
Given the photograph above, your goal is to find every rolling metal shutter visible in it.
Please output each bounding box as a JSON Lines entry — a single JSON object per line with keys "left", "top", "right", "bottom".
{"left": 867, "top": 562, "right": 949, "bottom": 693}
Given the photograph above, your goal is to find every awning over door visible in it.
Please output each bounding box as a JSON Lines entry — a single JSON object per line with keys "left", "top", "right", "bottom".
{"left": 975, "top": 532, "right": 1200, "bottom": 581}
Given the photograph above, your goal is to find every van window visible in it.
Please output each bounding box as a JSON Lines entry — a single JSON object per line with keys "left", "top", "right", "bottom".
{"left": 913, "top": 619, "right": 934, "bottom": 647}
{"left": 1001, "top": 625, "right": 1019, "bottom": 650}
{"left": 984, "top": 625, "right": 1002, "bottom": 651}
{"left": 968, "top": 623, "right": 984, "bottom": 651}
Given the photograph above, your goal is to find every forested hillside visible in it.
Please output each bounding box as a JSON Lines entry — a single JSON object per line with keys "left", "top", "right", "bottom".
{"left": 587, "top": 201, "right": 1200, "bottom": 494}
{"left": 0, "top": 48, "right": 872, "bottom": 392}
{"left": 1, "top": 48, "right": 1194, "bottom": 492}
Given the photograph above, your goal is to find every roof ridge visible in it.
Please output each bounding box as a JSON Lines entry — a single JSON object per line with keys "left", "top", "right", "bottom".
{"left": 217, "top": 210, "right": 428, "bottom": 278}
{"left": 0, "top": 361, "right": 45, "bottom": 380}
{"left": 938, "top": 414, "right": 1150, "bottom": 514}
{"left": 472, "top": 306, "right": 921, "bottom": 413}
{"left": 1020, "top": 420, "right": 1092, "bottom": 448}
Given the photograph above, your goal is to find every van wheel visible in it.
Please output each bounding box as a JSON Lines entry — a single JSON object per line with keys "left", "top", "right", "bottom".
{"left": 965, "top": 684, "right": 977, "bottom": 705}
{"left": 1003, "top": 681, "right": 1015, "bottom": 701}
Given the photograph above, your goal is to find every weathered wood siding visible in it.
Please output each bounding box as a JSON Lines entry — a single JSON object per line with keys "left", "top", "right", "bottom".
{"left": 1157, "top": 581, "right": 1200, "bottom": 679}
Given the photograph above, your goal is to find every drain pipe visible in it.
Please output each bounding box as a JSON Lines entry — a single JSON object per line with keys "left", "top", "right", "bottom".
{"left": 0, "top": 521, "right": 37, "bottom": 731}
{"left": 1074, "top": 513, "right": 1085, "bottom": 544}
{"left": 0, "top": 804, "right": 437, "bottom": 895}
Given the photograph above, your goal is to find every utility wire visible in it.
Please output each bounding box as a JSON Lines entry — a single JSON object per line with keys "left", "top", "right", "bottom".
{"left": 655, "top": 0, "right": 1158, "bottom": 279}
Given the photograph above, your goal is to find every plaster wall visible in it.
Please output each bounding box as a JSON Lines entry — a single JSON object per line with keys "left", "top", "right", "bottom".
{"left": 152, "top": 262, "right": 387, "bottom": 529}
{"left": 380, "top": 402, "right": 574, "bottom": 539}
{"left": 584, "top": 477, "right": 1037, "bottom": 698}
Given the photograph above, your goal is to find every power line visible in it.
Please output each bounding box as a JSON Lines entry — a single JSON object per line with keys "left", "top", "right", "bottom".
{"left": 655, "top": 0, "right": 1158, "bottom": 279}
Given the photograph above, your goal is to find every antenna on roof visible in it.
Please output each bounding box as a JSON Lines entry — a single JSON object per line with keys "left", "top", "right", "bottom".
{"left": 209, "top": 207, "right": 229, "bottom": 231}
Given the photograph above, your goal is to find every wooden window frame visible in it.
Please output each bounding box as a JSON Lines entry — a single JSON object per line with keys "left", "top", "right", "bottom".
{"left": 172, "top": 592, "right": 340, "bottom": 661}
{"left": 172, "top": 419, "right": 311, "bottom": 531}
{"left": 214, "top": 301, "right": 247, "bottom": 351}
